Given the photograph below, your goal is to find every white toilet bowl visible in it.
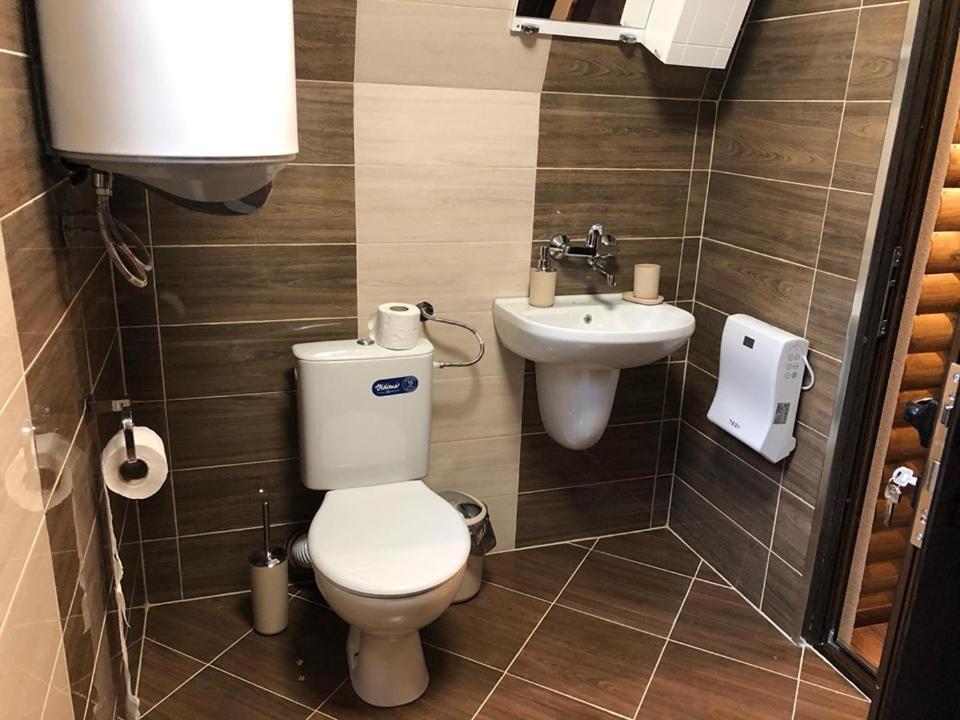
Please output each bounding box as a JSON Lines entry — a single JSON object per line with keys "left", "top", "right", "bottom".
{"left": 309, "top": 480, "right": 470, "bottom": 707}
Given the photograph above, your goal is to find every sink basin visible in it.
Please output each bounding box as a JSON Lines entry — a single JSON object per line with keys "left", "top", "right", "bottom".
{"left": 493, "top": 293, "right": 695, "bottom": 450}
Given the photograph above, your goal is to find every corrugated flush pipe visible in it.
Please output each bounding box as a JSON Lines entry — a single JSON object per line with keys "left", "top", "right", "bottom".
{"left": 286, "top": 531, "right": 311, "bottom": 570}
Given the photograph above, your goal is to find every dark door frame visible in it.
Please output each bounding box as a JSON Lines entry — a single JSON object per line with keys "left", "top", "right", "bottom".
{"left": 803, "top": 0, "right": 960, "bottom": 707}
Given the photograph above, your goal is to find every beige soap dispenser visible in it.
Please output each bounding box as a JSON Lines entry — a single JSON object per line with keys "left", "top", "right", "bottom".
{"left": 529, "top": 246, "right": 557, "bottom": 308}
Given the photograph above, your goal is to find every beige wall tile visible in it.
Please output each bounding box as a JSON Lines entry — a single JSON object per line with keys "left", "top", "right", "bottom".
{"left": 354, "top": 83, "right": 541, "bottom": 168}
{"left": 357, "top": 240, "right": 531, "bottom": 317}
{"left": 0, "top": 382, "right": 42, "bottom": 625}
{"left": 355, "top": 166, "right": 536, "bottom": 245}
{"left": 356, "top": 0, "right": 551, "bottom": 92}
{"left": 0, "top": 520, "right": 67, "bottom": 720}
{"left": 0, "top": 228, "right": 24, "bottom": 404}
{"left": 426, "top": 434, "right": 521, "bottom": 498}
{"left": 483, "top": 492, "right": 518, "bottom": 550}
{"left": 432, "top": 372, "right": 523, "bottom": 443}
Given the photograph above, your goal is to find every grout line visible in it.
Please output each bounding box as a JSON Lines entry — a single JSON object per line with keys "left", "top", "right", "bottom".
{"left": 802, "top": 2, "right": 865, "bottom": 340}
{"left": 586, "top": 548, "right": 700, "bottom": 581}
{"left": 143, "top": 587, "right": 250, "bottom": 608}
{"left": 672, "top": 475, "right": 770, "bottom": 553}
{"left": 666, "top": 638, "right": 801, "bottom": 683}
{"left": 493, "top": 525, "right": 662, "bottom": 555}
{"left": 468, "top": 539, "right": 599, "bottom": 720}
{"left": 804, "top": 644, "right": 871, "bottom": 700}
{"left": 0, "top": 47, "right": 29, "bottom": 58}
{"left": 144, "top": 191, "right": 186, "bottom": 601}
{"left": 0, "top": 177, "right": 69, "bottom": 223}
{"left": 142, "top": 630, "right": 254, "bottom": 717}
{"left": 748, "top": 0, "right": 906, "bottom": 24}
{"left": 633, "top": 562, "right": 700, "bottom": 717}
{"left": 710, "top": 168, "right": 872, "bottom": 195}
{"left": 314, "top": 677, "right": 349, "bottom": 715}
{"left": 517, "top": 473, "right": 660, "bottom": 496}
{"left": 79, "top": 614, "right": 110, "bottom": 720}
{"left": 504, "top": 674, "right": 634, "bottom": 720}
{"left": 665, "top": 527, "right": 799, "bottom": 646}
{"left": 791, "top": 646, "right": 806, "bottom": 720}
{"left": 702, "top": 235, "right": 855, "bottom": 280}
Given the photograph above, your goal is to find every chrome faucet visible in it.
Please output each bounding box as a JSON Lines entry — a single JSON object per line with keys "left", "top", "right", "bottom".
{"left": 548, "top": 223, "right": 617, "bottom": 286}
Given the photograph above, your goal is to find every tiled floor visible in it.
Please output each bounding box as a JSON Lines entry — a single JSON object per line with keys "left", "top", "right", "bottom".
{"left": 134, "top": 529, "right": 869, "bottom": 720}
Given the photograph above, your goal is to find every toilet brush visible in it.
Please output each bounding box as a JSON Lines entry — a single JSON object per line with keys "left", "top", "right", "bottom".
{"left": 249, "top": 501, "right": 289, "bottom": 635}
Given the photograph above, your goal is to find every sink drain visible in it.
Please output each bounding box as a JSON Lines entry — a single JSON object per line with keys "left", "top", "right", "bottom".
{"left": 583, "top": 314, "right": 593, "bottom": 324}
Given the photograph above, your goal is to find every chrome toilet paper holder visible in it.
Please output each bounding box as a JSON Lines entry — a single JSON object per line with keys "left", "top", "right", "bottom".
{"left": 416, "top": 301, "right": 485, "bottom": 370}
{"left": 85, "top": 397, "right": 150, "bottom": 481}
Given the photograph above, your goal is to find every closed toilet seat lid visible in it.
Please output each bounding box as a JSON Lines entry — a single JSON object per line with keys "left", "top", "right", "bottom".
{"left": 309, "top": 480, "right": 470, "bottom": 598}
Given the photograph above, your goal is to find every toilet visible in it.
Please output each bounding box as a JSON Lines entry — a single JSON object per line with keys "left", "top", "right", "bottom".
{"left": 293, "top": 337, "right": 470, "bottom": 707}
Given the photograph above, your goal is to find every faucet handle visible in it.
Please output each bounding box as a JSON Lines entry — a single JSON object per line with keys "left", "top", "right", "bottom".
{"left": 600, "top": 233, "right": 616, "bottom": 247}
{"left": 548, "top": 234, "right": 570, "bottom": 260}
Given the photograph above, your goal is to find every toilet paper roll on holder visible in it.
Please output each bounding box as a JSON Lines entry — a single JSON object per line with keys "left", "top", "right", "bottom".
{"left": 85, "top": 397, "right": 150, "bottom": 481}
{"left": 416, "top": 301, "right": 485, "bottom": 370}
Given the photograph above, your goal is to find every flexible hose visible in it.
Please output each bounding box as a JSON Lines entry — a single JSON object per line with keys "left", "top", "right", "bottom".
{"left": 93, "top": 171, "right": 154, "bottom": 288}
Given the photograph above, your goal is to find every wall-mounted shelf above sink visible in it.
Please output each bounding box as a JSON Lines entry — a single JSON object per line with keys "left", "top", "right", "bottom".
{"left": 493, "top": 293, "right": 695, "bottom": 450}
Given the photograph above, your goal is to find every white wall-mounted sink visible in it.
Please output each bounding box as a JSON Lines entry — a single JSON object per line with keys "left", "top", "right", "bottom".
{"left": 493, "top": 293, "right": 695, "bottom": 450}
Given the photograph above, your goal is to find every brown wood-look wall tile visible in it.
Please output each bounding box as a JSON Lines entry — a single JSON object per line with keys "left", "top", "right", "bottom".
{"left": 750, "top": 0, "right": 857, "bottom": 21}
{"left": 704, "top": 174, "right": 827, "bottom": 265}
{"left": 138, "top": 482, "right": 178, "bottom": 541}
{"left": 0, "top": 54, "right": 61, "bottom": 216}
{"left": 175, "top": 460, "right": 319, "bottom": 535}
{"left": 676, "top": 425, "right": 779, "bottom": 542}
{"left": 296, "top": 81, "right": 354, "bottom": 164}
{"left": 724, "top": 11, "right": 857, "bottom": 100}
{"left": 294, "top": 0, "right": 357, "bottom": 82}
{"left": 819, "top": 190, "right": 872, "bottom": 278}
{"left": 712, "top": 101, "right": 843, "bottom": 185}
{"left": 0, "top": 0, "right": 25, "bottom": 53}
{"left": 761, "top": 553, "right": 808, "bottom": 639}
{"left": 677, "top": 238, "right": 700, "bottom": 300}
{"left": 543, "top": 37, "right": 709, "bottom": 98}
{"left": 141, "top": 539, "right": 181, "bottom": 603}
{"left": 538, "top": 94, "right": 698, "bottom": 169}
{"left": 534, "top": 169, "right": 690, "bottom": 239}
{"left": 149, "top": 166, "right": 356, "bottom": 245}
{"left": 833, "top": 102, "right": 890, "bottom": 193}
{"left": 114, "top": 271, "right": 158, "bottom": 327}
{"left": 681, "top": 366, "right": 783, "bottom": 481}
{"left": 609, "top": 364, "right": 669, "bottom": 424}
{"left": 847, "top": 3, "right": 909, "bottom": 101}
{"left": 167, "top": 393, "right": 298, "bottom": 468}
{"left": 782, "top": 424, "right": 826, "bottom": 507}
{"left": 533, "top": 237, "right": 682, "bottom": 299}
{"left": 178, "top": 523, "right": 309, "bottom": 597}
{"left": 685, "top": 172, "right": 708, "bottom": 239}
{"left": 80, "top": 260, "right": 116, "bottom": 381}
{"left": 688, "top": 303, "right": 724, "bottom": 376}
{"left": 1, "top": 187, "right": 101, "bottom": 366}
{"left": 518, "top": 423, "right": 661, "bottom": 493}
{"left": 25, "top": 302, "right": 89, "bottom": 445}
{"left": 798, "top": 352, "right": 839, "bottom": 435}
{"left": 639, "top": 643, "right": 797, "bottom": 719}
{"left": 693, "top": 103, "right": 716, "bottom": 169}
{"left": 120, "top": 326, "right": 164, "bottom": 401}
{"left": 664, "top": 363, "right": 685, "bottom": 418}
{"left": 671, "top": 480, "right": 769, "bottom": 605}
{"left": 807, "top": 272, "right": 856, "bottom": 358}
{"left": 160, "top": 318, "right": 355, "bottom": 399}
{"left": 772, "top": 490, "right": 815, "bottom": 571}
{"left": 652, "top": 475, "right": 672, "bottom": 525}
{"left": 696, "top": 240, "right": 814, "bottom": 336}
{"left": 516, "top": 477, "right": 654, "bottom": 546}
{"left": 155, "top": 244, "right": 356, "bottom": 325}
{"left": 658, "top": 421, "right": 679, "bottom": 476}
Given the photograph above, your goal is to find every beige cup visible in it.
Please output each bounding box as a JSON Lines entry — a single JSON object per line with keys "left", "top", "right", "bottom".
{"left": 633, "top": 264, "right": 661, "bottom": 300}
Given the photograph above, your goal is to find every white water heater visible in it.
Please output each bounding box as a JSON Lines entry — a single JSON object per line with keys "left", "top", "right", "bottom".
{"left": 34, "top": 0, "right": 299, "bottom": 202}
{"left": 707, "top": 315, "right": 810, "bottom": 463}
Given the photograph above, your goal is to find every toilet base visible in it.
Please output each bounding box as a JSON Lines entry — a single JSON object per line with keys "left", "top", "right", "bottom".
{"left": 347, "top": 625, "right": 429, "bottom": 707}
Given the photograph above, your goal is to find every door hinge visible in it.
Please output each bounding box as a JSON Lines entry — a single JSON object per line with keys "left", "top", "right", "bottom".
{"left": 877, "top": 246, "right": 904, "bottom": 338}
